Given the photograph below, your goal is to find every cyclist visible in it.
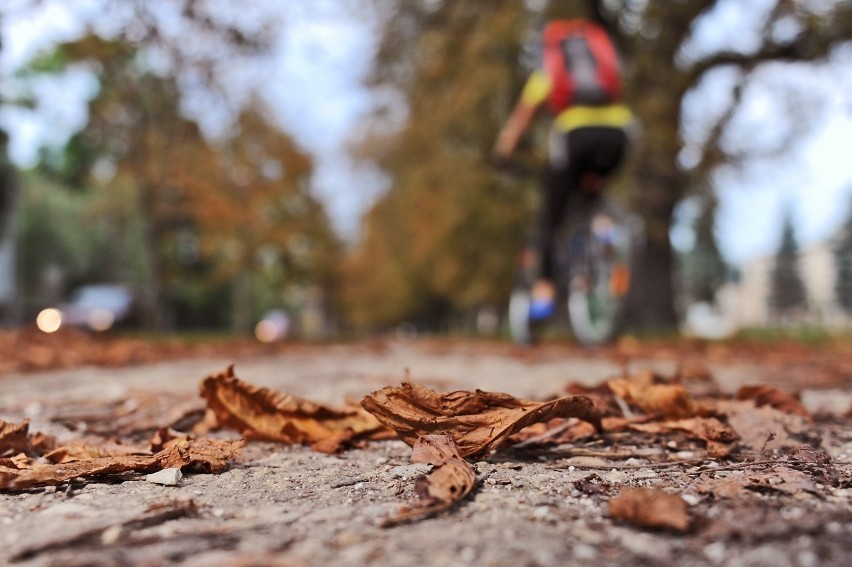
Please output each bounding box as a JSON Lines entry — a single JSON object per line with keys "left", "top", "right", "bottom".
{"left": 493, "top": 19, "right": 633, "bottom": 321}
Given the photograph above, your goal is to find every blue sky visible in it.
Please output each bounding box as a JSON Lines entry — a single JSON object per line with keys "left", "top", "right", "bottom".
{"left": 1, "top": 0, "right": 851, "bottom": 263}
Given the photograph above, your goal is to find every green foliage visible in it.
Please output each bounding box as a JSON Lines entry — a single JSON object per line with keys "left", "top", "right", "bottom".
{"left": 16, "top": 174, "right": 147, "bottom": 306}
{"left": 834, "top": 193, "right": 852, "bottom": 314}
{"left": 769, "top": 213, "right": 808, "bottom": 318}
{"left": 678, "top": 195, "right": 728, "bottom": 304}
{"left": 16, "top": 33, "right": 340, "bottom": 331}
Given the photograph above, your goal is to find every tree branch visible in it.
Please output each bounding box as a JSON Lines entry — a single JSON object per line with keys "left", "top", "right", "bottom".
{"left": 680, "top": 1, "right": 852, "bottom": 97}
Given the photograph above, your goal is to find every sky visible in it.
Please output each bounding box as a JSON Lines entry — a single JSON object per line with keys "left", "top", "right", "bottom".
{"left": 1, "top": 0, "right": 851, "bottom": 264}
{"left": 0, "top": 0, "right": 390, "bottom": 241}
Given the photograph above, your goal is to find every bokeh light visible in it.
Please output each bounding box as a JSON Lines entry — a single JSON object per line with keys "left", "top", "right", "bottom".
{"left": 254, "top": 320, "right": 280, "bottom": 343}
{"left": 36, "top": 308, "right": 62, "bottom": 333}
{"left": 87, "top": 308, "right": 115, "bottom": 332}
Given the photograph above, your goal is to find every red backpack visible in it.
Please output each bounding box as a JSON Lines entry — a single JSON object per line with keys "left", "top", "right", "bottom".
{"left": 542, "top": 19, "right": 623, "bottom": 114}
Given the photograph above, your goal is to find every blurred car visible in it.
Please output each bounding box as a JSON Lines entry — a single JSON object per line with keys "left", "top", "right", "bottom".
{"left": 36, "top": 284, "right": 138, "bottom": 333}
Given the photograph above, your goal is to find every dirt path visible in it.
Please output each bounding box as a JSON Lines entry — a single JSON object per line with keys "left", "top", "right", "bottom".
{"left": 1, "top": 340, "right": 850, "bottom": 566}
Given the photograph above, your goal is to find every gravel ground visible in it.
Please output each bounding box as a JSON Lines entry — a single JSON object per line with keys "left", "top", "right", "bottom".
{"left": 1, "top": 340, "right": 850, "bottom": 567}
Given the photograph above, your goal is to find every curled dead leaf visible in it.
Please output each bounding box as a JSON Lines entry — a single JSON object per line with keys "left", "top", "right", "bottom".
{"left": 199, "top": 365, "right": 391, "bottom": 453}
{"left": 0, "top": 420, "right": 30, "bottom": 457}
{"left": 608, "top": 487, "right": 690, "bottom": 532}
{"left": 629, "top": 417, "right": 740, "bottom": 457}
{"left": 361, "top": 382, "right": 602, "bottom": 458}
{"left": 0, "top": 433, "right": 242, "bottom": 490}
{"left": 607, "top": 370, "right": 710, "bottom": 420}
{"left": 0, "top": 420, "right": 56, "bottom": 457}
{"left": 383, "top": 435, "right": 476, "bottom": 527}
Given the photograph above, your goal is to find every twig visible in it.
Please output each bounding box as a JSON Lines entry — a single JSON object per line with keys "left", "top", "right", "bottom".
{"left": 549, "top": 457, "right": 708, "bottom": 471}
{"left": 511, "top": 420, "right": 580, "bottom": 449}
{"left": 686, "top": 459, "right": 813, "bottom": 475}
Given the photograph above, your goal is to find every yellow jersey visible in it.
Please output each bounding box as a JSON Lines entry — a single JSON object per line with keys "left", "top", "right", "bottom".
{"left": 521, "top": 70, "right": 633, "bottom": 132}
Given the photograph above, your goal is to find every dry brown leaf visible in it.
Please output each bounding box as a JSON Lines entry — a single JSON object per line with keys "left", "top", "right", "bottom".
{"left": 382, "top": 435, "right": 476, "bottom": 527}
{"left": 0, "top": 435, "right": 242, "bottom": 490}
{"left": 199, "top": 365, "right": 390, "bottom": 453}
{"left": 608, "top": 487, "right": 690, "bottom": 532}
{"left": 1, "top": 453, "right": 164, "bottom": 490}
{"left": 361, "top": 382, "right": 602, "bottom": 458}
{"left": 607, "top": 370, "right": 709, "bottom": 419}
{"left": 0, "top": 420, "right": 31, "bottom": 457}
{"left": 629, "top": 417, "right": 739, "bottom": 457}
{"left": 154, "top": 436, "right": 245, "bottom": 473}
{"left": 509, "top": 418, "right": 598, "bottom": 448}
{"left": 44, "top": 443, "right": 145, "bottom": 464}
{"left": 736, "top": 385, "right": 812, "bottom": 420}
{"left": 0, "top": 420, "right": 56, "bottom": 457}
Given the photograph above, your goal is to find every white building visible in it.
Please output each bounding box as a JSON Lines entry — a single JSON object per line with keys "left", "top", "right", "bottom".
{"left": 718, "top": 237, "right": 849, "bottom": 329}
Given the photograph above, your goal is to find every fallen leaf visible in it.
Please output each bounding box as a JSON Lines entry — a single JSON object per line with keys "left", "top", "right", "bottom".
{"left": 361, "top": 382, "right": 602, "bottom": 458}
{"left": 199, "top": 366, "right": 391, "bottom": 453}
{"left": 607, "top": 370, "right": 710, "bottom": 419}
{"left": 154, "top": 435, "right": 245, "bottom": 474}
{"left": 608, "top": 487, "right": 690, "bottom": 532}
{"left": 44, "top": 443, "right": 145, "bottom": 464}
{"left": 509, "top": 418, "right": 597, "bottom": 448}
{"left": 0, "top": 420, "right": 31, "bottom": 457}
{"left": 382, "top": 435, "right": 476, "bottom": 527}
{"left": 736, "top": 385, "right": 812, "bottom": 420}
{"left": 0, "top": 420, "right": 56, "bottom": 457}
{"left": 46, "top": 393, "right": 206, "bottom": 442}
{"left": 629, "top": 417, "right": 740, "bottom": 457}
{"left": 0, "top": 435, "right": 242, "bottom": 490}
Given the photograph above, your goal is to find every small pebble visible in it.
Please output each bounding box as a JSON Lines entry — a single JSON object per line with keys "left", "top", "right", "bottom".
{"left": 100, "top": 525, "right": 122, "bottom": 545}
{"left": 682, "top": 494, "right": 701, "bottom": 506}
{"left": 573, "top": 543, "right": 598, "bottom": 560}
{"left": 703, "top": 541, "right": 727, "bottom": 564}
{"left": 145, "top": 468, "right": 183, "bottom": 486}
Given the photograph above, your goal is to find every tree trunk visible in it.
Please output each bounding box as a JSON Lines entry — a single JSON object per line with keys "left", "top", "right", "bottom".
{"left": 231, "top": 272, "right": 253, "bottom": 334}
{"left": 627, "top": 224, "right": 679, "bottom": 332}
{"left": 138, "top": 185, "right": 171, "bottom": 330}
{"left": 625, "top": 164, "right": 683, "bottom": 333}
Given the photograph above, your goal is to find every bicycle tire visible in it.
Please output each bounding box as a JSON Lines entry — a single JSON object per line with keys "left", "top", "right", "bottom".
{"left": 565, "top": 207, "right": 633, "bottom": 345}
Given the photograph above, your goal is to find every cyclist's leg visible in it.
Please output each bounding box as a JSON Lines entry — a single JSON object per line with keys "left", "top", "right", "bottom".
{"left": 540, "top": 128, "right": 601, "bottom": 278}
{"left": 532, "top": 131, "right": 583, "bottom": 319}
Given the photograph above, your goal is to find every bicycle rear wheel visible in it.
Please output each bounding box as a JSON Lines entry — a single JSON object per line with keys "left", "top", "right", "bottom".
{"left": 566, "top": 210, "right": 632, "bottom": 345}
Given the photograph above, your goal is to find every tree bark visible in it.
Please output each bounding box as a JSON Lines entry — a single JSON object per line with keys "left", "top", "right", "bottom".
{"left": 627, "top": 221, "right": 679, "bottom": 332}
{"left": 624, "top": 148, "right": 684, "bottom": 333}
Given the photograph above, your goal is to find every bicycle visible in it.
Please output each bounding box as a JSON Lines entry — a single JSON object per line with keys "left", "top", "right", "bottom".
{"left": 505, "top": 171, "right": 642, "bottom": 346}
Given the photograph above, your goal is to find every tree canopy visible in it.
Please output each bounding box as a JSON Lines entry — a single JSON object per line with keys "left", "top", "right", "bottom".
{"left": 346, "top": 0, "right": 852, "bottom": 332}
{"left": 1, "top": 2, "right": 340, "bottom": 330}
